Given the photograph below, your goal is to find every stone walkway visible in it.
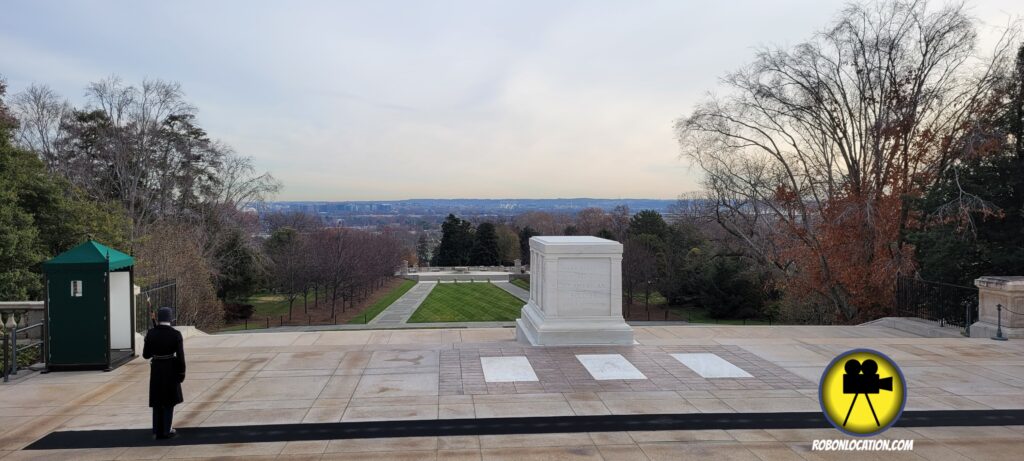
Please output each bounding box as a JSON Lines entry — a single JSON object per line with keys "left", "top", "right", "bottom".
{"left": 4, "top": 325, "right": 1024, "bottom": 459}
{"left": 492, "top": 281, "right": 529, "bottom": 302}
{"left": 255, "top": 321, "right": 517, "bottom": 332}
{"left": 368, "top": 282, "right": 436, "bottom": 326}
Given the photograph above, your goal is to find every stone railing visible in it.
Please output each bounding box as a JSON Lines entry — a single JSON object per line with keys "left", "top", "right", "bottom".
{"left": 2, "top": 302, "right": 45, "bottom": 380}
{"left": 971, "top": 276, "right": 1024, "bottom": 339}
{"left": 0, "top": 302, "right": 44, "bottom": 340}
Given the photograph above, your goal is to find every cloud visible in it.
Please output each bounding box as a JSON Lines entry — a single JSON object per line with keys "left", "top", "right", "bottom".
{"left": 2, "top": 0, "right": 1020, "bottom": 200}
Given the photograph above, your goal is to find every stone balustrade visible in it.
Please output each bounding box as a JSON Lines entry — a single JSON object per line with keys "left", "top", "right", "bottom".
{"left": 0, "top": 302, "right": 44, "bottom": 339}
{"left": 971, "top": 276, "right": 1024, "bottom": 339}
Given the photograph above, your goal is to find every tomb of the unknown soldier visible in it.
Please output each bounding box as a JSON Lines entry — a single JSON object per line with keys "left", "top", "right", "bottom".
{"left": 515, "top": 236, "right": 634, "bottom": 346}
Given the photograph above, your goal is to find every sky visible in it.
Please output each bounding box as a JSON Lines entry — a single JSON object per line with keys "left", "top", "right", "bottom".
{"left": 1, "top": 1, "right": 1020, "bottom": 201}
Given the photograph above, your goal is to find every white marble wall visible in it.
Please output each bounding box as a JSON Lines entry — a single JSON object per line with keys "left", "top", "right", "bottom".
{"left": 516, "top": 236, "right": 633, "bottom": 346}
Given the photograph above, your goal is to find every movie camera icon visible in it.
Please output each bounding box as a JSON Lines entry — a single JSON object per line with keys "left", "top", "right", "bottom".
{"left": 841, "top": 358, "right": 893, "bottom": 427}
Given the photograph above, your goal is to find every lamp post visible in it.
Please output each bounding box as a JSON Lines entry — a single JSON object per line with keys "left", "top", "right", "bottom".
{"left": 992, "top": 304, "right": 1008, "bottom": 341}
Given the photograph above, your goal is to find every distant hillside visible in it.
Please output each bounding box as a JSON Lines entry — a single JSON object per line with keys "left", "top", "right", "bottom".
{"left": 269, "top": 198, "right": 679, "bottom": 214}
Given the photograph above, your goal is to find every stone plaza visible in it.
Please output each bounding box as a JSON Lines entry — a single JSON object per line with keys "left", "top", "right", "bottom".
{"left": 2, "top": 324, "right": 1024, "bottom": 460}
{"left": 2, "top": 237, "right": 1024, "bottom": 460}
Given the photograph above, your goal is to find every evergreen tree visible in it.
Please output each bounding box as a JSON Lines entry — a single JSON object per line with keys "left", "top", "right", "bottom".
{"left": 0, "top": 186, "right": 41, "bottom": 300}
{"left": 628, "top": 210, "right": 669, "bottom": 242}
{"left": 0, "top": 82, "right": 127, "bottom": 300}
{"left": 470, "top": 222, "right": 500, "bottom": 265}
{"left": 214, "top": 228, "right": 263, "bottom": 302}
{"left": 595, "top": 228, "right": 616, "bottom": 241}
{"left": 0, "top": 91, "right": 44, "bottom": 300}
{"left": 698, "top": 256, "right": 766, "bottom": 319}
{"left": 518, "top": 226, "right": 539, "bottom": 264}
{"left": 657, "top": 223, "right": 706, "bottom": 305}
{"left": 909, "top": 44, "right": 1024, "bottom": 286}
{"left": 432, "top": 214, "right": 474, "bottom": 266}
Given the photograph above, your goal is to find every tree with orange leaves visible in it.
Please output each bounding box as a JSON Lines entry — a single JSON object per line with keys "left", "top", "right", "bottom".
{"left": 676, "top": 0, "right": 1020, "bottom": 323}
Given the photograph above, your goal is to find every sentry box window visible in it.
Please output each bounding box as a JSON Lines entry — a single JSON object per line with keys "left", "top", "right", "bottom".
{"left": 71, "top": 280, "right": 83, "bottom": 297}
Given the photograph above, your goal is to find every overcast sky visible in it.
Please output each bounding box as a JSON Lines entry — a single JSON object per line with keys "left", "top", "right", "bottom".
{"left": 2, "top": 1, "right": 1019, "bottom": 201}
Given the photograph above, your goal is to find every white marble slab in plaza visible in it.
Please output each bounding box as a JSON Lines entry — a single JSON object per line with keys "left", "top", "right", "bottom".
{"left": 480, "top": 356, "right": 539, "bottom": 382}
{"left": 671, "top": 353, "right": 753, "bottom": 378}
{"left": 576, "top": 354, "right": 646, "bottom": 380}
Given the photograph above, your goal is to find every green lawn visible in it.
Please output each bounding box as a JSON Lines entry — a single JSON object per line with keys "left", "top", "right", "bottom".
{"left": 626, "top": 290, "right": 772, "bottom": 325}
{"left": 667, "top": 305, "right": 771, "bottom": 325}
{"left": 348, "top": 279, "right": 417, "bottom": 324}
{"left": 247, "top": 293, "right": 295, "bottom": 317}
{"left": 219, "top": 293, "right": 296, "bottom": 331}
{"left": 409, "top": 282, "right": 524, "bottom": 323}
{"left": 510, "top": 278, "right": 530, "bottom": 291}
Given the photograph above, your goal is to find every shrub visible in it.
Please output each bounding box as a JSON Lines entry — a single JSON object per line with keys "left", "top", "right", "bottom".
{"left": 223, "top": 302, "right": 255, "bottom": 321}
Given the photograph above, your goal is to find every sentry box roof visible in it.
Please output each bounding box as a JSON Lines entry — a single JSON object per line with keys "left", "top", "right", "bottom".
{"left": 43, "top": 240, "right": 135, "bottom": 272}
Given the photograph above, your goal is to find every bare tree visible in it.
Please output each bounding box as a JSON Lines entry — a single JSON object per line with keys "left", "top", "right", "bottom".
{"left": 261, "top": 224, "right": 404, "bottom": 324}
{"left": 495, "top": 225, "right": 521, "bottom": 265}
{"left": 264, "top": 211, "right": 323, "bottom": 233}
{"left": 265, "top": 228, "right": 305, "bottom": 319}
{"left": 204, "top": 152, "right": 280, "bottom": 216}
{"left": 10, "top": 84, "right": 73, "bottom": 174}
{"left": 514, "top": 211, "right": 573, "bottom": 235}
{"left": 676, "top": 0, "right": 1019, "bottom": 321}
{"left": 135, "top": 221, "right": 222, "bottom": 330}
{"left": 78, "top": 77, "right": 196, "bottom": 245}
{"left": 608, "top": 205, "right": 631, "bottom": 241}
{"left": 319, "top": 228, "right": 353, "bottom": 317}
{"left": 622, "top": 236, "right": 660, "bottom": 313}
{"left": 195, "top": 152, "right": 280, "bottom": 280}
{"left": 574, "top": 208, "right": 611, "bottom": 236}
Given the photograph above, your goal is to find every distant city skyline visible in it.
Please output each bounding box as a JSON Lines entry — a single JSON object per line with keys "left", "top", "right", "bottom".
{"left": 266, "top": 198, "right": 682, "bottom": 214}
{"left": 2, "top": 0, "right": 1019, "bottom": 200}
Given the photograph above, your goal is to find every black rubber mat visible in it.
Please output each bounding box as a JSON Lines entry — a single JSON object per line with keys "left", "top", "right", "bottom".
{"left": 25, "top": 409, "right": 1024, "bottom": 450}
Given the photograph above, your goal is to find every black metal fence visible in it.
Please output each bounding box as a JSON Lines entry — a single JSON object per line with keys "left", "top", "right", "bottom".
{"left": 136, "top": 280, "right": 177, "bottom": 333}
{"left": 895, "top": 276, "right": 977, "bottom": 330}
{"left": 1, "top": 327, "right": 7, "bottom": 382}
{"left": 231, "top": 313, "right": 347, "bottom": 331}
{"left": 2, "top": 322, "right": 43, "bottom": 382}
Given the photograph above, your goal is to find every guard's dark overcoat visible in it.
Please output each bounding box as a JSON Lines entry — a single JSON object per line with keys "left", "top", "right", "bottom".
{"left": 142, "top": 325, "right": 186, "bottom": 407}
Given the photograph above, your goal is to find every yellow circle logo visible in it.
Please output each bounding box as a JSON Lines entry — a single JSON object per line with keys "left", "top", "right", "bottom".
{"left": 818, "top": 349, "right": 906, "bottom": 436}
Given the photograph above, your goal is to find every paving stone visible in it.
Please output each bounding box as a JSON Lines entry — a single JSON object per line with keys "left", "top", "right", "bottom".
{"left": 9, "top": 324, "right": 1024, "bottom": 459}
